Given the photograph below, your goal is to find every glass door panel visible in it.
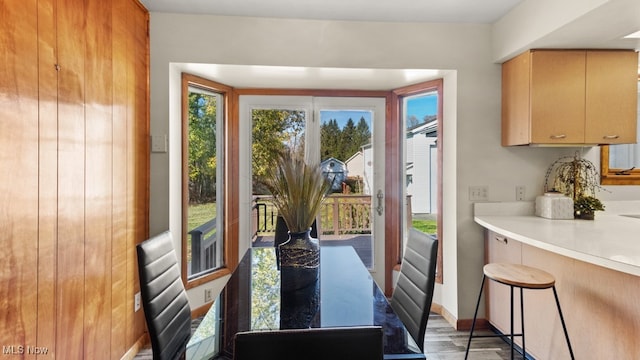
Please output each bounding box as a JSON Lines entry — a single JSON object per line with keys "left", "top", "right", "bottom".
{"left": 314, "top": 97, "right": 385, "bottom": 287}
{"left": 239, "top": 95, "right": 386, "bottom": 288}
{"left": 186, "top": 86, "right": 224, "bottom": 279}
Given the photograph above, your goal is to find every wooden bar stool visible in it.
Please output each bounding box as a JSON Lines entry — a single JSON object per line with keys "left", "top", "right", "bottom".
{"left": 464, "top": 263, "right": 575, "bottom": 360}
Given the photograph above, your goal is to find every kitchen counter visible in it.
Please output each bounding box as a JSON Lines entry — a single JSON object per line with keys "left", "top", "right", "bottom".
{"left": 475, "top": 201, "right": 640, "bottom": 359}
{"left": 474, "top": 201, "right": 640, "bottom": 276}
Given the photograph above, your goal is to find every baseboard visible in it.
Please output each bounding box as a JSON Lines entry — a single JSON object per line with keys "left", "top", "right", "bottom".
{"left": 121, "top": 334, "right": 149, "bottom": 360}
{"left": 430, "top": 302, "right": 489, "bottom": 331}
{"left": 457, "top": 317, "right": 489, "bottom": 331}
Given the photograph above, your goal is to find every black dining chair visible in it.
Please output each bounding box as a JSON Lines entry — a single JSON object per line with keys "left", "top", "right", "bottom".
{"left": 233, "top": 326, "right": 384, "bottom": 360}
{"left": 390, "top": 227, "right": 438, "bottom": 352}
{"left": 136, "top": 231, "right": 192, "bottom": 360}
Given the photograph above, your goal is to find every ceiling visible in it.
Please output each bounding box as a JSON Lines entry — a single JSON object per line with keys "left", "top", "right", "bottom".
{"left": 140, "top": 0, "right": 524, "bottom": 24}
{"left": 142, "top": 0, "right": 639, "bottom": 89}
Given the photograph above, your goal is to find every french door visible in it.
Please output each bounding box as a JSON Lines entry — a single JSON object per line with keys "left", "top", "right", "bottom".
{"left": 238, "top": 95, "right": 387, "bottom": 287}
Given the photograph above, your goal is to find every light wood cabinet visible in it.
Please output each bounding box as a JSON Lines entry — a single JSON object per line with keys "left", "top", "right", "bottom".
{"left": 1, "top": 1, "right": 149, "bottom": 358}
{"left": 502, "top": 49, "right": 638, "bottom": 146}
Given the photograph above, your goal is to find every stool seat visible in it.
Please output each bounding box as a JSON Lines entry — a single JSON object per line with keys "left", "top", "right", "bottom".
{"left": 483, "top": 263, "right": 555, "bottom": 289}
{"left": 466, "top": 263, "right": 574, "bottom": 360}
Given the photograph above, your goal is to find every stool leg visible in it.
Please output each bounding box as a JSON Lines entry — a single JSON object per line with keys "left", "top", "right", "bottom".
{"left": 520, "top": 287, "right": 525, "bottom": 359}
{"left": 510, "top": 285, "right": 515, "bottom": 360}
{"left": 465, "top": 275, "right": 486, "bottom": 359}
{"left": 552, "top": 286, "right": 575, "bottom": 360}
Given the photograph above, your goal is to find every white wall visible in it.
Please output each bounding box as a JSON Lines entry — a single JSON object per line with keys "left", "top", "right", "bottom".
{"left": 147, "top": 11, "right": 640, "bottom": 318}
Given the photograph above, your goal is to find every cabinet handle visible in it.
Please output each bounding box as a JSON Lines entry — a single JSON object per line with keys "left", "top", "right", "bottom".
{"left": 494, "top": 236, "right": 508, "bottom": 244}
{"left": 549, "top": 134, "right": 566, "bottom": 139}
{"left": 602, "top": 135, "right": 620, "bottom": 139}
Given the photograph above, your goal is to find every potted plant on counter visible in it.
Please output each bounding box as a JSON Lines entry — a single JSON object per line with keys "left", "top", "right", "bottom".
{"left": 573, "top": 195, "right": 604, "bottom": 220}
{"left": 545, "top": 152, "right": 607, "bottom": 219}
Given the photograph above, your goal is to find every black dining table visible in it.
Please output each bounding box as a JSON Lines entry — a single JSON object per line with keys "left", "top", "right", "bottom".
{"left": 186, "top": 245, "right": 425, "bottom": 360}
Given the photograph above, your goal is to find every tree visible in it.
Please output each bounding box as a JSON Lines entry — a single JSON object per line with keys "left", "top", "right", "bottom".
{"left": 252, "top": 109, "right": 305, "bottom": 193}
{"left": 320, "top": 118, "right": 341, "bottom": 161}
{"left": 339, "top": 118, "right": 357, "bottom": 161}
{"left": 353, "top": 116, "right": 372, "bottom": 154}
{"left": 408, "top": 115, "right": 420, "bottom": 128}
{"left": 188, "top": 92, "right": 217, "bottom": 203}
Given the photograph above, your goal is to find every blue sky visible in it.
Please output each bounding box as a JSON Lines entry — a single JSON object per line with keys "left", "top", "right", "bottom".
{"left": 407, "top": 95, "right": 437, "bottom": 122}
{"left": 320, "top": 110, "right": 372, "bottom": 129}
{"left": 319, "top": 94, "right": 437, "bottom": 129}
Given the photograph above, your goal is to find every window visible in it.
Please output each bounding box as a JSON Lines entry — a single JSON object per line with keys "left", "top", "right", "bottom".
{"left": 601, "top": 78, "right": 640, "bottom": 185}
{"left": 394, "top": 79, "right": 443, "bottom": 284}
{"left": 181, "top": 73, "right": 231, "bottom": 286}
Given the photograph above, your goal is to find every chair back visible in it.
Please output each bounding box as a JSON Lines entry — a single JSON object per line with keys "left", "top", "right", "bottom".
{"left": 136, "top": 231, "right": 192, "bottom": 360}
{"left": 391, "top": 227, "right": 438, "bottom": 351}
{"left": 233, "top": 326, "right": 383, "bottom": 360}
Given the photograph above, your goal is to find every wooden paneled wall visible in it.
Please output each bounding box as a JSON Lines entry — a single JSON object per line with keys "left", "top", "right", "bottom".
{"left": 0, "top": 0, "right": 149, "bottom": 359}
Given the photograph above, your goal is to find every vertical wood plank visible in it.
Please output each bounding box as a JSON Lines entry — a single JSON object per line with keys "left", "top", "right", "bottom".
{"left": 37, "top": 0, "right": 59, "bottom": 355}
{"left": 134, "top": 1, "right": 151, "bottom": 339}
{"left": 56, "top": 0, "right": 86, "bottom": 357}
{"left": 111, "top": 0, "right": 129, "bottom": 356}
{"left": 126, "top": 0, "right": 150, "bottom": 344}
{"left": 84, "top": 0, "right": 114, "bottom": 358}
{"left": 0, "top": 1, "right": 40, "bottom": 356}
{"left": 125, "top": 0, "right": 137, "bottom": 345}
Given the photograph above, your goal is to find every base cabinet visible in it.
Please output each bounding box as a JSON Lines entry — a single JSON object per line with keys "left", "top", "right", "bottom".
{"left": 484, "top": 230, "right": 640, "bottom": 359}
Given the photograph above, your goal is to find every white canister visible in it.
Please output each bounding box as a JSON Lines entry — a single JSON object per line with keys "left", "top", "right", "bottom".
{"left": 535, "top": 192, "right": 574, "bottom": 220}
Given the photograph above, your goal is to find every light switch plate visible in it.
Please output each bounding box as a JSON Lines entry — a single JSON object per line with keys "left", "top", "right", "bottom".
{"left": 151, "top": 135, "right": 167, "bottom": 153}
{"left": 469, "top": 186, "right": 488, "bottom": 201}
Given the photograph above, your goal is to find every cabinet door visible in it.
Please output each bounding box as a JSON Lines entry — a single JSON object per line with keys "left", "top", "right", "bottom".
{"left": 530, "top": 50, "right": 586, "bottom": 144}
{"left": 501, "top": 51, "right": 531, "bottom": 146}
{"left": 485, "top": 231, "right": 522, "bottom": 335}
{"left": 585, "top": 50, "right": 638, "bottom": 144}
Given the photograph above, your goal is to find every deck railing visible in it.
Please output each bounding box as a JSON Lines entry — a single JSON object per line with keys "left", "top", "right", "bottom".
{"left": 251, "top": 194, "right": 413, "bottom": 239}
{"left": 188, "top": 218, "right": 222, "bottom": 277}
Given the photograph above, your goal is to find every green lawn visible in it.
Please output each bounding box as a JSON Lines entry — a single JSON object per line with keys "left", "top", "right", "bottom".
{"left": 412, "top": 219, "right": 437, "bottom": 234}
{"left": 188, "top": 202, "right": 216, "bottom": 231}
{"left": 188, "top": 201, "right": 436, "bottom": 235}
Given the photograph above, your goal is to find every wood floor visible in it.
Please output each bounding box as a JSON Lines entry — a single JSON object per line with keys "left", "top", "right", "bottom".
{"left": 134, "top": 313, "right": 522, "bottom": 359}
{"left": 425, "top": 314, "right": 524, "bottom": 360}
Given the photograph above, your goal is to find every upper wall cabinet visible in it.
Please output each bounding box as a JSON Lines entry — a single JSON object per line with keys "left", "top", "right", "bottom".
{"left": 502, "top": 49, "right": 638, "bottom": 146}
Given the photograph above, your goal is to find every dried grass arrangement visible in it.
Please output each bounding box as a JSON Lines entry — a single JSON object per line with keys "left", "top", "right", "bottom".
{"left": 261, "top": 151, "right": 332, "bottom": 233}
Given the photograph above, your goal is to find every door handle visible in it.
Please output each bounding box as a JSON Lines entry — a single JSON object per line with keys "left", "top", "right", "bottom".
{"left": 376, "top": 190, "right": 384, "bottom": 216}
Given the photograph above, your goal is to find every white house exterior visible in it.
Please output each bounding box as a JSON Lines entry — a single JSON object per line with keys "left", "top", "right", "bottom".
{"left": 360, "top": 120, "right": 438, "bottom": 214}
{"left": 320, "top": 157, "right": 348, "bottom": 192}
{"left": 406, "top": 121, "right": 438, "bottom": 214}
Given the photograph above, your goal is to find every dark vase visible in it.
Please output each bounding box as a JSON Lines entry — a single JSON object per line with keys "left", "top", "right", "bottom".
{"left": 279, "top": 229, "right": 320, "bottom": 291}
{"left": 279, "top": 278, "right": 320, "bottom": 329}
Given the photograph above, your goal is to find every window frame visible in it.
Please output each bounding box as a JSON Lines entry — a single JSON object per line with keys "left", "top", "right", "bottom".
{"left": 181, "top": 73, "right": 233, "bottom": 288}
{"left": 601, "top": 76, "right": 640, "bottom": 186}
{"left": 392, "top": 79, "right": 444, "bottom": 285}
{"left": 600, "top": 145, "right": 640, "bottom": 185}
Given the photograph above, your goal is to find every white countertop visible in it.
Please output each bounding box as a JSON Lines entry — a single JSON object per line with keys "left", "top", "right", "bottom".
{"left": 474, "top": 201, "right": 640, "bottom": 276}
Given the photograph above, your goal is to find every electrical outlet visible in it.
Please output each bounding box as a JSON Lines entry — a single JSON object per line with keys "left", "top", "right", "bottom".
{"left": 516, "top": 185, "right": 526, "bottom": 201}
{"left": 469, "top": 186, "right": 488, "bottom": 201}
{"left": 204, "top": 288, "right": 213, "bottom": 303}
{"left": 134, "top": 292, "right": 141, "bottom": 312}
